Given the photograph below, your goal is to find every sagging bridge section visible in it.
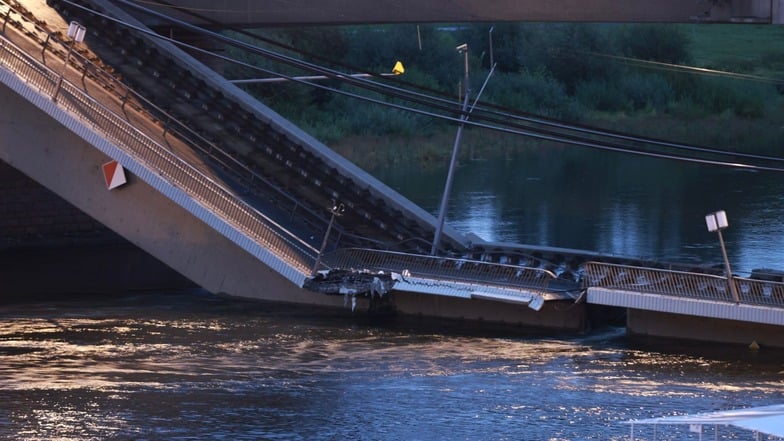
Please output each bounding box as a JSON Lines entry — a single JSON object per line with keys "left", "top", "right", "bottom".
{"left": 0, "top": 0, "right": 782, "bottom": 347}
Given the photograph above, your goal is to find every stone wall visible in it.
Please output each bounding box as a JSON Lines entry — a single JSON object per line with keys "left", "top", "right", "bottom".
{"left": 0, "top": 160, "right": 107, "bottom": 242}
{"left": 0, "top": 160, "right": 194, "bottom": 295}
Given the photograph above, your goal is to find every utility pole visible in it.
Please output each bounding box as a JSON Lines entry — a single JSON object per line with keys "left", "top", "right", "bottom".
{"left": 312, "top": 200, "right": 345, "bottom": 275}
{"left": 431, "top": 43, "right": 470, "bottom": 255}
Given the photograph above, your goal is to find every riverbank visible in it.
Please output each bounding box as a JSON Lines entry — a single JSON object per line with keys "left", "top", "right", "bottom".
{"left": 330, "top": 111, "right": 784, "bottom": 173}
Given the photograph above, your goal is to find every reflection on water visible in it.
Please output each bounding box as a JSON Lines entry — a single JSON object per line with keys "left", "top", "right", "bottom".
{"left": 375, "top": 148, "right": 784, "bottom": 275}
{"left": 1, "top": 291, "right": 782, "bottom": 440}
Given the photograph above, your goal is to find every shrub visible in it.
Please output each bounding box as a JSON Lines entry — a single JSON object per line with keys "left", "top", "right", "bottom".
{"left": 618, "top": 73, "right": 674, "bottom": 111}
{"left": 486, "top": 70, "right": 579, "bottom": 120}
{"left": 512, "top": 23, "right": 621, "bottom": 94}
{"left": 616, "top": 24, "right": 692, "bottom": 64}
{"left": 575, "top": 80, "right": 630, "bottom": 112}
{"left": 682, "top": 76, "right": 773, "bottom": 118}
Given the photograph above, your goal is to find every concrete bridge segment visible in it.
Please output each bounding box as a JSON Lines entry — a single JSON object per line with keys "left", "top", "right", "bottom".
{"left": 127, "top": 0, "right": 784, "bottom": 26}
{"left": 0, "top": 0, "right": 585, "bottom": 331}
{"left": 0, "top": 74, "right": 582, "bottom": 326}
{"left": 81, "top": 0, "right": 473, "bottom": 252}
{"left": 0, "top": 67, "right": 335, "bottom": 307}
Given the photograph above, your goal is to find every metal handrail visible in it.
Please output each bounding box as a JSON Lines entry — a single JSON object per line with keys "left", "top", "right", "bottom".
{"left": 583, "top": 261, "right": 784, "bottom": 308}
{"left": 324, "top": 247, "right": 562, "bottom": 292}
{"left": 0, "top": 0, "right": 341, "bottom": 245}
{"left": 4, "top": 0, "right": 339, "bottom": 239}
{"left": 0, "top": 26, "right": 319, "bottom": 274}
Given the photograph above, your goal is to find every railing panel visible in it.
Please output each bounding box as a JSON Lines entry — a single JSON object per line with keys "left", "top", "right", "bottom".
{"left": 324, "top": 248, "right": 567, "bottom": 293}
{"left": 584, "top": 261, "right": 784, "bottom": 308}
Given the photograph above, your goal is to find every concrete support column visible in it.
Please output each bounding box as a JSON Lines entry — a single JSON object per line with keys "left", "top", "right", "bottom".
{"left": 748, "top": 0, "right": 773, "bottom": 16}
{"left": 726, "top": 0, "right": 774, "bottom": 21}
{"left": 774, "top": 0, "right": 784, "bottom": 23}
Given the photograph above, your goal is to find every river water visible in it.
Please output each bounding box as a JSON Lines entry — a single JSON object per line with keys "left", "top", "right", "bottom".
{"left": 0, "top": 291, "right": 782, "bottom": 440}
{"left": 376, "top": 147, "right": 784, "bottom": 276}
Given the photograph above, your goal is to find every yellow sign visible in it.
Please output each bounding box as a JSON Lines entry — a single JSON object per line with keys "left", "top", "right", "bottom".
{"left": 392, "top": 61, "right": 405, "bottom": 75}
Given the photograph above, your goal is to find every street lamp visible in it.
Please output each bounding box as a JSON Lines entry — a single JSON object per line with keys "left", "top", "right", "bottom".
{"left": 705, "top": 210, "right": 740, "bottom": 303}
{"left": 312, "top": 200, "right": 345, "bottom": 275}
{"left": 431, "top": 43, "right": 470, "bottom": 255}
{"left": 53, "top": 21, "right": 86, "bottom": 102}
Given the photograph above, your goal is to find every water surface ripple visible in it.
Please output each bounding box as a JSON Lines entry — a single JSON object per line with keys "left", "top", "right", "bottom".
{"left": 0, "top": 292, "right": 782, "bottom": 440}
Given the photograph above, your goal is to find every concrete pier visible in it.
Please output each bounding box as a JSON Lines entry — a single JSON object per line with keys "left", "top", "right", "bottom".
{"left": 627, "top": 309, "right": 784, "bottom": 349}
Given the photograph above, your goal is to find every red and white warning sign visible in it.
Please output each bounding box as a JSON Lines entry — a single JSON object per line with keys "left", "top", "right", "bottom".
{"left": 102, "top": 160, "right": 127, "bottom": 190}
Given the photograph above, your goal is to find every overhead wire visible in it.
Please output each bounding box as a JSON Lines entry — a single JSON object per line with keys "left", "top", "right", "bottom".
{"left": 137, "top": 0, "right": 784, "bottom": 165}
{"left": 60, "top": 0, "right": 784, "bottom": 172}
{"left": 100, "top": 0, "right": 784, "bottom": 167}
{"left": 155, "top": 6, "right": 784, "bottom": 166}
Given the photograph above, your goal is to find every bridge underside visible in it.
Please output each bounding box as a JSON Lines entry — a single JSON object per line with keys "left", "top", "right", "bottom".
{"left": 128, "top": 0, "right": 783, "bottom": 26}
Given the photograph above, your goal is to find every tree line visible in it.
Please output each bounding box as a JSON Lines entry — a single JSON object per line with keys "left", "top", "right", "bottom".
{"left": 225, "top": 23, "right": 783, "bottom": 156}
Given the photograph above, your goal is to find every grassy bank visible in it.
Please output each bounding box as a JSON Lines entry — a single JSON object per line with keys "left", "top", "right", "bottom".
{"left": 682, "top": 23, "right": 784, "bottom": 76}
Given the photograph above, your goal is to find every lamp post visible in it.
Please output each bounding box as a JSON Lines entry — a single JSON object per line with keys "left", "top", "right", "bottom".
{"left": 53, "top": 21, "right": 86, "bottom": 102}
{"left": 431, "top": 43, "right": 470, "bottom": 255}
{"left": 705, "top": 210, "right": 740, "bottom": 303}
{"left": 312, "top": 200, "right": 345, "bottom": 275}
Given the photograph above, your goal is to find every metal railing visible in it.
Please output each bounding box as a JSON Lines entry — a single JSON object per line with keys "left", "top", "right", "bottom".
{"left": 324, "top": 248, "right": 565, "bottom": 292}
{"left": 0, "top": 21, "right": 319, "bottom": 274}
{"left": 0, "top": 0, "right": 342, "bottom": 240}
{"left": 583, "top": 261, "right": 784, "bottom": 308}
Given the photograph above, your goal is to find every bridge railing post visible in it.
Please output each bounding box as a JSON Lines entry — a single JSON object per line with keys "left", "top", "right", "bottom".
{"left": 2, "top": 5, "right": 11, "bottom": 34}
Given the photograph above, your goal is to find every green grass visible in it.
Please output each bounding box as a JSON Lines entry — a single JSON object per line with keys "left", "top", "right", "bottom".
{"left": 680, "top": 23, "right": 784, "bottom": 77}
